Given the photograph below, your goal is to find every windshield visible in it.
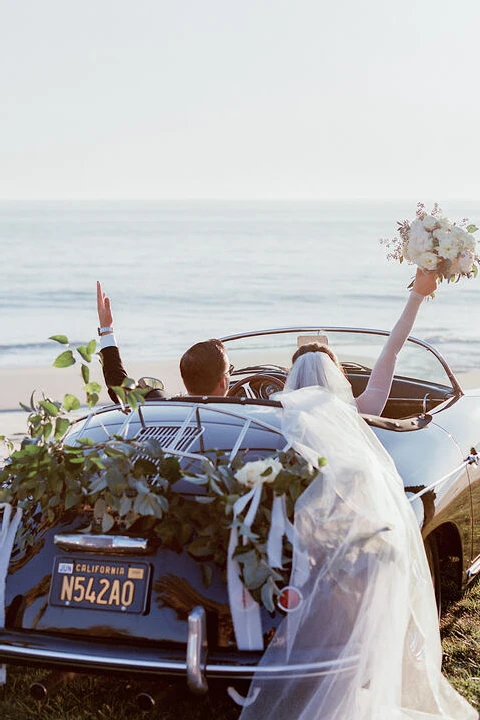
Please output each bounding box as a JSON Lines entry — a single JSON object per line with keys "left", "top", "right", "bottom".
{"left": 222, "top": 328, "right": 455, "bottom": 390}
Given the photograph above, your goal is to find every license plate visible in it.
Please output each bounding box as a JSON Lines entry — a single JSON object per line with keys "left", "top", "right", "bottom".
{"left": 49, "top": 556, "right": 151, "bottom": 614}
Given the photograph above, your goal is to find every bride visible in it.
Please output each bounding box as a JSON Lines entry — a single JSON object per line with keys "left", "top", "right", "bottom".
{"left": 239, "top": 273, "right": 477, "bottom": 719}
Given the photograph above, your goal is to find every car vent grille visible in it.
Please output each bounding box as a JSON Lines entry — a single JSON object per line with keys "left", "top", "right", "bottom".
{"left": 135, "top": 425, "right": 203, "bottom": 453}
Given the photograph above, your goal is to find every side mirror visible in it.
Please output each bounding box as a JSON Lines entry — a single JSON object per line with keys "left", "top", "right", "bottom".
{"left": 137, "top": 376, "right": 165, "bottom": 391}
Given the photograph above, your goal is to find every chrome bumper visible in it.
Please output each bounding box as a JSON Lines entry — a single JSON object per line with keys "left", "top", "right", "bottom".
{"left": 0, "top": 606, "right": 358, "bottom": 692}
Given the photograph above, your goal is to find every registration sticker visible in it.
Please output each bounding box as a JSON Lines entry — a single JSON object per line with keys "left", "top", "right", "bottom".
{"left": 49, "top": 556, "right": 151, "bottom": 614}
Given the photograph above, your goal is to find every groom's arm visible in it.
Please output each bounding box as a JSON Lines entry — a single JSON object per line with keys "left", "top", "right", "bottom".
{"left": 98, "top": 335, "right": 128, "bottom": 403}
{"left": 96, "top": 281, "right": 166, "bottom": 402}
{"left": 97, "top": 281, "right": 126, "bottom": 403}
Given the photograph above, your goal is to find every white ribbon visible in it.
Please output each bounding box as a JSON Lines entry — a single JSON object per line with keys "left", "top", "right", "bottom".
{"left": 0, "top": 504, "right": 22, "bottom": 686}
{"left": 227, "top": 486, "right": 264, "bottom": 650}
{"left": 227, "top": 484, "right": 313, "bottom": 650}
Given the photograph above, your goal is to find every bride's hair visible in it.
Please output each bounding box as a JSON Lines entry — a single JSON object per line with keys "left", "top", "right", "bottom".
{"left": 285, "top": 342, "right": 354, "bottom": 405}
{"left": 291, "top": 342, "right": 345, "bottom": 375}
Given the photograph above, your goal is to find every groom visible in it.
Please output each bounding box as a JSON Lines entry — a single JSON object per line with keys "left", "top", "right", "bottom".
{"left": 96, "top": 282, "right": 233, "bottom": 402}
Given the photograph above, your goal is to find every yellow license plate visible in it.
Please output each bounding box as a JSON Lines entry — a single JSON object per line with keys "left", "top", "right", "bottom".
{"left": 49, "top": 556, "right": 150, "bottom": 614}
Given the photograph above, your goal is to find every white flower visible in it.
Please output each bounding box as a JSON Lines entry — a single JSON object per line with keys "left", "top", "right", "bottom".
{"left": 422, "top": 215, "right": 438, "bottom": 231}
{"left": 409, "top": 218, "right": 432, "bottom": 246}
{"left": 433, "top": 228, "right": 449, "bottom": 244}
{"left": 450, "top": 226, "right": 476, "bottom": 252}
{"left": 437, "top": 216, "right": 452, "bottom": 231}
{"left": 235, "top": 457, "right": 283, "bottom": 489}
{"left": 457, "top": 250, "right": 475, "bottom": 273}
{"left": 416, "top": 251, "right": 439, "bottom": 270}
{"left": 436, "top": 234, "right": 460, "bottom": 260}
{"left": 463, "top": 233, "right": 477, "bottom": 252}
{"left": 404, "top": 236, "right": 433, "bottom": 263}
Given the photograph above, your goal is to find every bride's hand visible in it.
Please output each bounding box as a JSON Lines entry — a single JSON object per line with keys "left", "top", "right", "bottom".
{"left": 412, "top": 268, "right": 438, "bottom": 296}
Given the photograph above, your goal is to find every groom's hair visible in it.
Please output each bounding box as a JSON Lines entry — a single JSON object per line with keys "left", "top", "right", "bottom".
{"left": 180, "top": 339, "right": 228, "bottom": 395}
{"left": 292, "top": 343, "right": 345, "bottom": 374}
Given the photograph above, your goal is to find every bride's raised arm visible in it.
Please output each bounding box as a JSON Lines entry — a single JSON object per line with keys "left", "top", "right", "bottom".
{"left": 356, "top": 268, "right": 438, "bottom": 416}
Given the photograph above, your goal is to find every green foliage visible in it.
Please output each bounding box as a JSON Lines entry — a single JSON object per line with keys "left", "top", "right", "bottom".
{"left": 1, "top": 334, "right": 322, "bottom": 613}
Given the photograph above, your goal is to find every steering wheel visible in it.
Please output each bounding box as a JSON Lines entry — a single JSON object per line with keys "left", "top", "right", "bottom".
{"left": 228, "top": 373, "right": 285, "bottom": 400}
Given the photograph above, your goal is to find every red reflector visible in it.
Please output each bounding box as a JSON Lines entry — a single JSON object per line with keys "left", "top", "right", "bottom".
{"left": 277, "top": 586, "right": 303, "bottom": 612}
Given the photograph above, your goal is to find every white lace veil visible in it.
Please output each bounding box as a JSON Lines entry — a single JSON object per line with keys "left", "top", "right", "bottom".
{"left": 284, "top": 350, "right": 357, "bottom": 408}
{"left": 239, "top": 386, "right": 477, "bottom": 720}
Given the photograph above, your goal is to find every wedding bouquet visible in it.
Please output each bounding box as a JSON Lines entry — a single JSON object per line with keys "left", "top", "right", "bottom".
{"left": 381, "top": 202, "right": 479, "bottom": 282}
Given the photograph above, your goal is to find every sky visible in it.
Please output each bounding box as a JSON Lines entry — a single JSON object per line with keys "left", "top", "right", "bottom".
{"left": 1, "top": 0, "right": 479, "bottom": 200}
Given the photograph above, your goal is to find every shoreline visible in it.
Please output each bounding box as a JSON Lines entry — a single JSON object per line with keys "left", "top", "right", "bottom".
{"left": 1, "top": 362, "right": 480, "bottom": 441}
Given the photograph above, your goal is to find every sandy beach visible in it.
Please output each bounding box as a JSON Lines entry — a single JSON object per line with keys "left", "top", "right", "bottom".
{"left": 0, "top": 357, "right": 185, "bottom": 440}
{"left": 1, "top": 359, "right": 480, "bottom": 442}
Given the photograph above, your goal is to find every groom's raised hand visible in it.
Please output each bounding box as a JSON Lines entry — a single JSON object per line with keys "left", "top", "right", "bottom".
{"left": 97, "top": 281, "right": 114, "bottom": 328}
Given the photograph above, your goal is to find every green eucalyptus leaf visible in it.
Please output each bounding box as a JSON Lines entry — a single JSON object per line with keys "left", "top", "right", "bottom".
{"left": 86, "top": 339, "right": 97, "bottom": 356}
{"left": 85, "top": 382, "right": 101, "bottom": 394}
{"left": 186, "top": 536, "right": 214, "bottom": 558}
{"left": 111, "top": 386, "right": 126, "bottom": 405}
{"left": 105, "top": 468, "right": 127, "bottom": 494}
{"left": 89, "top": 475, "right": 108, "bottom": 494}
{"left": 63, "top": 394, "right": 81, "bottom": 412}
{"left": 243, "top": 558, "right": 271, "bottom": 590}
{"left": 133, "top": 492, "right": 165, "bottom": 518}
{"left": 102, "top": 513, "right": 115, "bottom": 533}
{"left": 126, "top": 391, "right": 139, "bottom": 410}
{"left": 81, "top": 364, "right": 90, "bottom": 384}
{"left": 65, "top": 490, "right": 82, "bottom": 510}
{"left": 466, "top": 224, "right": 478, "bottom": 234}
{"left": 52, "top": 350, "right": 75, "bottom": 368}
{"left": 119, "top": 495, "right": 132, "bottom": 517}
{"left": 42, "top": 422, "right": 53, "bottom": 441}
{"left": 76, "top": 345, "right": 92, "bottom": 363}
{"left": 121, "top": 377, "right": 137, "bottom": 390}
{"left": 88, "top": 456, "right": 106, "bottom": 471}
{"left": 87, "top": 393, "right": 99, "bottom": 408}
{"left": 133, "top": 457, "right": 158, "bottom": 478}
{"left": 39, "top": 400, "right": 60, "bottom": 417}
{"left": 54, "top": 417, "right": 71, "bottom": 441}
{"left": 49, "top": 335, "right": 69, "bottom": 345}
{"left": 159, "top": 456, "right": 182, "bottom": 482}
{"left": 94, "top": 498, "right": 108, "bottom": 518}
{"left": 53, "top": 350, "right": 75, "bottom": 368}
{"left": 261, "top": 579, "right": 275, "bottom": 613}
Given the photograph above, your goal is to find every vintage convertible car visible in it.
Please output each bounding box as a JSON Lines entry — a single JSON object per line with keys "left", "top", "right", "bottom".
{"left": 0, "top": 326, "right": 479, "bottom": 707}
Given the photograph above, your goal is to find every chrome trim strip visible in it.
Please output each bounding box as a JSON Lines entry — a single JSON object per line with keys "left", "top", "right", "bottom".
{"left": 219, "top": 326, "right": 462, "bottom": 395}
{"left": 186, "top": 606, "right": 208, "bottom": 693}
{"left": 229, "top": 419, "right": 251, "bottom": 463}
{"left": 54, "top": 534, "right": 149, "bottom": 554}
{"left": 0, "top": 642, "right": 359, "bottom": 679}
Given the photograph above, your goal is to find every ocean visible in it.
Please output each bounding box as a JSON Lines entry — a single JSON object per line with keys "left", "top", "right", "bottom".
{"left": 1, "top": 199, "right": 479, "bottom": 374}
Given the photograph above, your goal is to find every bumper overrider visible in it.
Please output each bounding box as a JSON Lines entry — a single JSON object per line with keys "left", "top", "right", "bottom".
{"left": 0, "top": 607, "right": 358, "bottom": 694}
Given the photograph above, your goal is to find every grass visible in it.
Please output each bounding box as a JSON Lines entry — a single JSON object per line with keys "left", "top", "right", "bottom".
{"left": 441, "top": 578, "right": 480, "bottom": 709}
{"left": 1, "top": 581, "right": 479, "bottom": 720}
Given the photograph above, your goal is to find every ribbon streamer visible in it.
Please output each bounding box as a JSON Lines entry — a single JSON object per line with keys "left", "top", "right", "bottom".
{"left": 0, "top": 504, "right": 22, "bottom": 686}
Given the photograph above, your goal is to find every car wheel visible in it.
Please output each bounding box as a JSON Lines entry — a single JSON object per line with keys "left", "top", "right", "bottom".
{"left": 424, "top": 534, "right": 441, "bottom": 616}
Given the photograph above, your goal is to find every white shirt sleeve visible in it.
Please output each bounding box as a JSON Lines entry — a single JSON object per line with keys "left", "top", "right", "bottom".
{"left": 99, "top": 333, "right": 118, "bottom": 349}
{"left": 356, "top": 291, "right": 424, "bottom": 416}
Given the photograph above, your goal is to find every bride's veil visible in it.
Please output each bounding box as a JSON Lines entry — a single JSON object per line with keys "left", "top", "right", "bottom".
{"left": 239, "top": 385, "right": 477, "bottom": 720}
{"left": 283, "top": 350, "right": 357, "bottom": 407}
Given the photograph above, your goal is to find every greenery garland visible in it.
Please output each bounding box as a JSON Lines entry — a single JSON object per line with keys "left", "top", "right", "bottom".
{"left": 0, "top": 336, "right": 323, "bottom": 612}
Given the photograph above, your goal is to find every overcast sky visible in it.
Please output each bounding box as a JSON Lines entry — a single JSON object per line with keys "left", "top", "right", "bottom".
{"left": 1, "top": 0, "right": 479, "bottom": 200}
